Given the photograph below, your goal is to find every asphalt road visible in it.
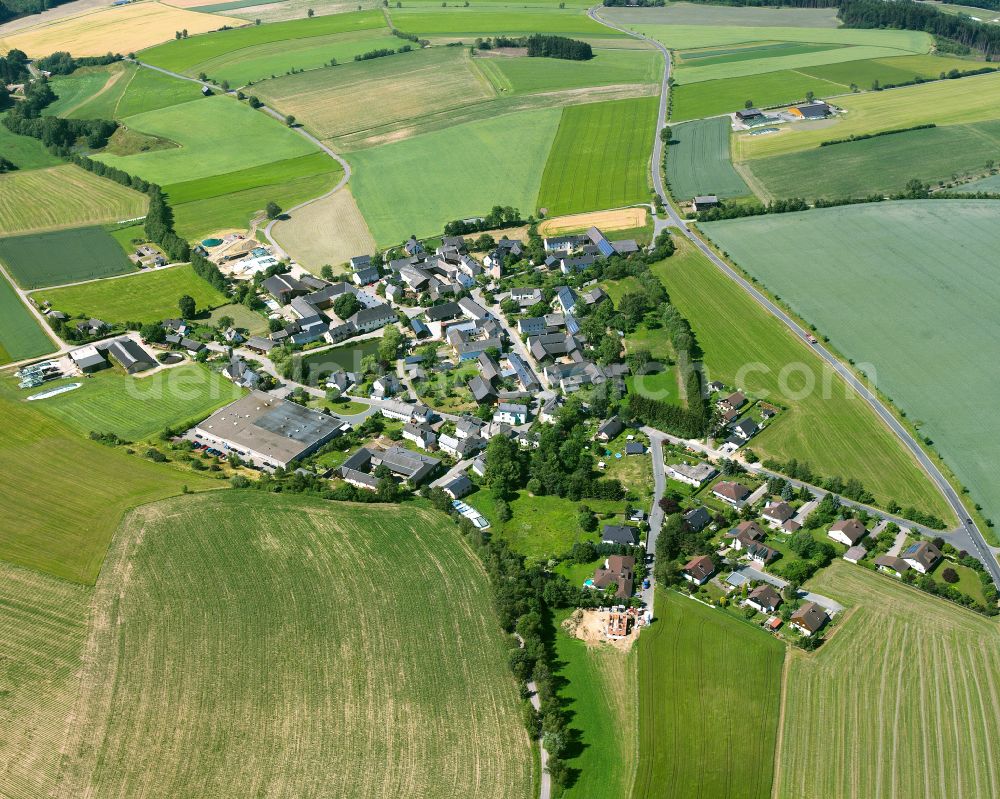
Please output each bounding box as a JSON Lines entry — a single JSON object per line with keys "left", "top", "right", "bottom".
{"left": 588, "top": 7, "right": 999, "bottom": 588}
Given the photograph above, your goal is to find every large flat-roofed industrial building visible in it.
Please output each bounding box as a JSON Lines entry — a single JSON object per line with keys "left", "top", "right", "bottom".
{"left": 194, "top": 391, "right": 346, "bottom": 468}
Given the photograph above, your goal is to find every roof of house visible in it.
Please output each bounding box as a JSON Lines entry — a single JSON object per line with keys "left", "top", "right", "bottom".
{"left": 601, "top": 524, "right": 638, "bottom": 545}
{"left": 350, "top": 305, "right": 396, "bottom": 326}
{"left": 468, "top": 374, "right": 496, "bottom": 402}
{"left": 625, "top": 441, "right": 645, "bottom": 455}
{"left": 713, "top": 481, "right": 750, "bottom": 501}
{"left": 874, "top": 554, "right": 910, "bottom": 573}
{"left": 683, "top": 555, "right": 715, "bottom": 581}
{"left": 830, "top": 518, "right": 867, "bottom": 545}
{"left": 443, "top": 474, "right": 473, "bottom": 497}
{"left": 790, "top": 601, "right": 828, "bottom": 633}
{"left": 425, "top": 302, "right": 463, "bottom": 322}
{"left": 902, "top": 540, "right": 942, "bottom": 570}
{"left": 844, "top": 545, "right": 867, "bottom": 562}
{"left": 748, "top": 583, "right": 781, "bottom": 608}
{"left": 103, "top": 338, "right": 155, "bottom": 371}
{"left": 763, "top": 501, "right": 794, "bottom": 523}
{"left": 745, "top": 541, "right": 779, "bottom": 563}
{"left": 684, "top": 506, "right": 712, "bottom": 530}
{"left": 597, "top": 416, "right": 623, "bottom": 439}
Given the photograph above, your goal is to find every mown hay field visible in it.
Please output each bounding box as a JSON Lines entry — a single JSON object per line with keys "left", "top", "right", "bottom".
{"left": 777, "top": 562, "right": 1000, "bottom": 799}
{"left": 0, "top": 1, "right": 244, "bottom": 56}
{"left": 0, "top": 165, "right": 147, "bottom": 238}
{"left": 0, "top": 225, "right": 136, "bottom": 289}
{"left": 254, "top": 47, "right": 495, "bottom": 143}
{"left": 32, "top": 263, "right": 228, "bottom": 323}
{"left": 473, "top": 46, "right": 661, "bottom": 96}
{"left": 139, "top": 8, "right": 386, "bottom": 73}
{"left": 796, "top": 52, "right": 990, "bottom": 91}
{"left": 632, "top": 590, "right": 784, "bottom": 799}
{"left": 745, "top": 120, "right": 1000, "bottom": 199}
{"left": 0, "top": 379, "right": 219, "bottom": 584}
{"left": 350, "top": 107, "right": 560, "bottom": 245}
{"left": 95, "top": 95, "right": 317, "bottom": 185}
{"left": 273, "top": 186, "right": 376, "bottom": 272}
{"left": 736, "top": 70, "right": 1000, "bottom": 159}
{"left": 0, "top": 272, "right": 53, "bottom": 364}
{"left": 651, "top": 237, "right": 953, "bottom": 520}
{"left": 536, "top": 96, "right": 657, "bottom": 216}
{"left": 667, "top": 117, "right": 750, "bottom": 200}
{"left": 32, "top": 365, "right": 244, "bottom": 441}
{"left": 702, "top": 201, "right": 1000, "bottom": 542}
{"left": 42, "top": 492, "right": 533, "bottom": 798}
{"left": 554, "top": 614, "right": 637, "bottom": 799}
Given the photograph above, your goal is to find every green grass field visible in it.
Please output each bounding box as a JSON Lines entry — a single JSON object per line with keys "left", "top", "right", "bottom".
{"left": 115, "top": 65, "right": 207, "bottom": 117}
{"left": 602, "top": 3, "right": 841, "bottom": 28}
{"left": 745, "top": 120, "right": 1000, "bottom": 199}
{"left": 796, "top": 53, "right": 986, "bottom": 90}
{"left": 95, "top": 95, "right": 318, "bottom": 185}
{"left": 631, "top": 22, "right": 929, "bottom": 52}
{"left": 675, "top": 40, "right": 842, "bottom": 67}
{"left": 44, "top": 65, "right": 122, "bottom": 117}
{"left": 651, "top": 237, "right": 952, "bottom": 519}
{"left": 0, "top": 225, "right": 136, "bottom": 289}
{"left": 554, "top": 614, "right": 637, "bottom": 799}
{"left": 31, "top": 365, "right": 244, "bottom": 441}
{"left": 138, "top": 9, "right": 387, "bottom": 73}
{"left": 671, "top": 69, "right": 844, "bottom": 121}
{"left": 536, "top": 97, "right": 657, "bottom": 215}
{"left": 254, "top": 47, "right": 495, "bottom": 144}
{"left": 0, "top": 124, "right": 62, "bottom": 171}
{"left": 473, "top": 47, "right": 661, "bottom": 95}
{"left": 0, "top": 165, "right": 148, "bottom": 238}
{"left": 0, "top": 271, "right": 54, "bottom": 364}
{"left": 777, "top": 562, "right": 1000, "bottom": 799}
{"left": 633, "top": 590, "right": 784, "bottom": 799}
{"left": 388, "top": 6, "right": 614, "bottom": 36}
{"left": 0, "top": 379, "right": 219, "bottom": 584}
{"left": 736, "top": 70, "right": 1000, "bottom": 159}
{"left": 31, "top": 264, "right": 229, "bottom": 324}
{"left": 350, "top": 107, "right": 560, "bottom": 245}
{"left": 163, "top": 152, "right": 339, "bottom": 204}
{"left": 962, "top": 172, "right": 1000, "bottom": 191}
{"left": 667, "top": 117, "right": 750, "bottom": 200}
{"left": 26, "top": 492, "right": 532, "bottom": 798}
{"left": 702, "top": 201, "right": 1000, "bottom": 533}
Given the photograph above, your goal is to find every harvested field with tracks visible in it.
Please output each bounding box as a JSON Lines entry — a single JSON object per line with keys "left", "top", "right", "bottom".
{"left": 539, "top": 206, "right": 647, "bottom": 235}
{"left": 273, "top": 187, "right": 376, "bottom": 272}
{"left": 777, "top": 562, "right": 1000, "bottom": 799}
{"left": 0, "top": 165, "right": 147, "bottom": 237}
{"left": 27, "top": 492, "right": 534, "bottom": 798}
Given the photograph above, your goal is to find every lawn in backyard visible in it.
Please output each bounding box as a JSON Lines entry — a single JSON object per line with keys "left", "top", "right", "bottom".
{"left": 776, "top": 562, "right": 1000, "bottom": 799}
{"left": 0, "top": 491, "right": 533, "bottom": 798}
{"left": 666, "top": 117, "right": 750, "bottom": 200}
{"left": 0, "top": 378, "right": 220, "bottom": 584}
{"left": 94, "top": 95, "right": 317, "bottom": 185}
{"left": 0, "top": 271, "right": 54, "bottom": 364}
{"left": 649, "top": 237, "right": 952, "bottom": 520}
{"left": 701, "top": 200, "right": 1000, "bottom": 532}
{"left": 0, "top": 225, "right": 136, "bottom": 289}
{"left": 632, "top": 590, "right": 784, "bottom": 799}
{"left": 745, "top": 120, "right": 1000, "bottom": 200}
{"left": 553, "top": 610, "right": 637, "bottom": 799}
{"left": 31, "top": 365, "right": 244, "bottom": 441}
{"left": 536, "top": 97, "right": 657, "bottom": 215}
{"left": 31, "top": 264, "right": 228, "bottom": 324}
{"left": 0, "top": 165, "right": 148, "bottom": 238}
{"left": 206, "top": 302, "right": 269, "bottom": 335}
{"left": 350, "top": 107, "right": 560, "bottom": 245}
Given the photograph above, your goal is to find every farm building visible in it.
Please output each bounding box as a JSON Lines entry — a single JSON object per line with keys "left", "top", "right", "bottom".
{"left": 70, "top": 345, "right": 108, "bottom": 373}
{"left": 692, "top": 195, "right": 719, "bottom": 212}
{"left": 789, "top": 102, "right": 831, "bottom": 120}
{"left": 195, "top": 391, "right": 347, "bottom": 469}
{"left": 102, "top": 338, "right": 156, "bottom": 374}
{"left": 736, "top": 108, "right": 763, "bottom": 124}
{"left": 340, "top": 445, "right": 440, "bottom": 489}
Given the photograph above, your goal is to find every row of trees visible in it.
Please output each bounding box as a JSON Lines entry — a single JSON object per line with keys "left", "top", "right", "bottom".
{"left": 526, "top": 34, "right": 593, "bottom": 60}
{"left": 35, "top": 51, "right": 122, "bottom": 75}
{"left": 443, "top": 205, "right": 524, "bottom": 236}
{"left": 353, "top": 44, "right": 412, "bottom": 61}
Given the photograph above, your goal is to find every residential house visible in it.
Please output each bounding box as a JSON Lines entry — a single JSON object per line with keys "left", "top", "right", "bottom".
{"left": 493, "top": 403, "right": 528, "bottom": 426}
{"left": 468, "top": 374, "right": 497, "bottom": 403}
{"left": 517, "top": 317, "right": 548, "bottom": 337}
{"left": 746, "top": 584, "right": 782, "bottom": 614}
{"left": 732, "top": 418, "right": 758, "bottom": 441}
{"left": 713, "top": 481, "right": 751, "bottom": 507}
{"left": 596, "top": 416, "right": 623, "bottom": 442}
{"left": 762, "top": 501, "right": 795, "bottom": 530}
{"left": 539, "top": 396, "right": 563, "bottom": 424}
{"left": 843, "top": 545, "right": 867, "bottom": 564}
{"left": 371, "top": 374, "right": 400, "bottom": 399}
{"left": 402, "top": 423, "right": 437, "bottom": 451}
{"left": 728, "top": 520, "right": 766, "bottom": 550}
{"left": 902, "top": 540, "right": 942, "bottom": 574}
{"left": 510, "top": 286, "right": 542, "bottom": 308}
{"left": 684, "top": 506, "right": 712, "bottom": 532}
{"left": 667, "top": 462, "right": 717, "bottom": 487}
{"left": 719, "top": 391, "right": 747, "bottom": 413}
{"left": 790, "top": 602, "right": 829, "bottom": 636}
{"left": 745, "top": 540, "right": 779, "bottom": 566}
{"left": 455, "top": 416, "right": 485, "bottom": 440}
{"left": 874, "top": 554, "right": 910, "bottom": 578}
{"left": 682, "top": 555, "right": 715, "bottom": 586}
{"left": 602, "top": 525, "right": 639, "bottom": 546}
{"left": 442, "top": 473, "right": 473, "bottom": 500}
{"left": 583, "top": 286, "right": 609, "bottom": 306}
{"left": 591, "top": 555, "right": 635, "bottom": 600}
{"left": 828, "top": 519, "right": 867, "bottom": 547}
{"left": 349, "top": 304, "right": 396, "bottom": 333}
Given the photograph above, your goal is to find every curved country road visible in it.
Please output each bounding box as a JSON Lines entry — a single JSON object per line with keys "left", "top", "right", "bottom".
{"left": 126, "top": 59, "right": 352, "bottom": 258}
{"left": 587, "top": 7, "right": 999, "bottom": 587}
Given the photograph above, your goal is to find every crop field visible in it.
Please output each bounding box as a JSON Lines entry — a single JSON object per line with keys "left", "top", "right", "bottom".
{"left": 0, "top": 1, "right": 244, "bottom": 56}
{"left": 0, "top": 165, "right": 147, "bottom": 239}
{"left": 254, "top": 47, "right": 495, "bottom": 143}
{"left": 536, "top": 97, "right": 657, "bottom": 216}
{"left": 796, "top": 53, "right": 988, "bottom": 91}
{"left": 0, "top": 225, "right": 136, "bottom": 289}
{"left": 350, "top": 107, "right": 560, "bottom": 245}
{"left": 0, "top": 379, "right": 218, "bottom": 584}
{"left": 139, "top": 9, "right": 385, "bottom": 73}
{"left": 42, "top": 492, "right": 533, "bottom": 797}
{"left": 702, "top": 201, "right": 1000, "bottom": 539}
{"left": 667, "top": 117, "right": 750, "bottom": 200}
{"left": 963, "top": 173, "right": 1000, "bottom": 191}
{"left": 736, "top": 71, "right": 1000, "bottom": 159}
{"left": 628, "top": 23, "right": 929, "bottom": 52}
{"left": 0, "top": 272, "right": 53, "bottom": 364}
{"left": 538, "top": 205, "right": 647, "bottom": 235}
{"left": 473, "top": 47, "right": 661, "bottom": 95}
{"left": 602, "top": 3, "right": 840, "bottom": 28}
{"left": 746, "top": 120, "right": 1000, "bottom": 199}
{"left": 96, "top": 95, "right": 317, "bottom": 185}
{"left": 225, "top": 0, "right": 387, "bottom": 23}
{"left": 633, "top": 590, "right": 784, "bottom": 799}
{"left": 388, "top": 7, "right": 614, "bottom": 36}
{"left": 671, "top": 70, "right": 844, "bottom": 121}
{"left": 777, "top": 562, "right": 1000, "bottom": 799}
{"left": 32, "top": 263, "right": 228, "bottom": 323}
{"left": 32, "top": 365, "right": 244, "bottom": 441}
{"left": 651, "top": 237, "right": 952, "bottom": 519}
{"left": 554, "top": 616, "right": 637, "bottom": 799}
{"left": 274, "top": 187, "right": 376, "bottom": 272}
